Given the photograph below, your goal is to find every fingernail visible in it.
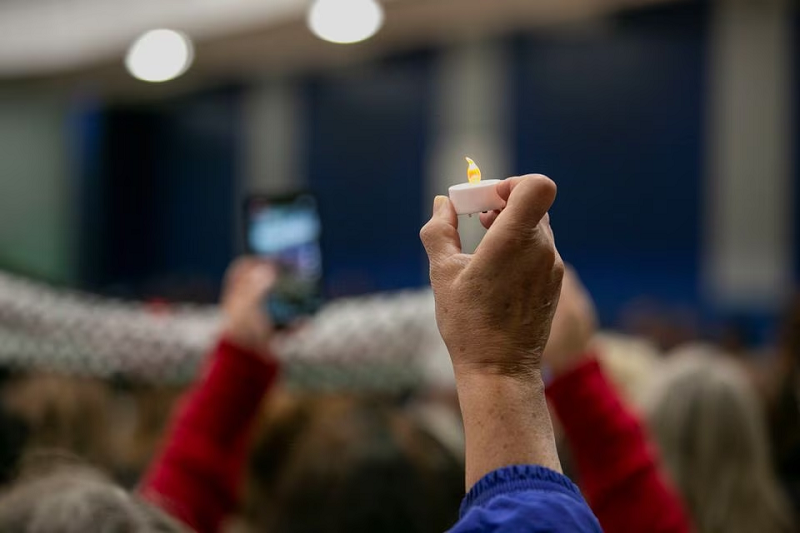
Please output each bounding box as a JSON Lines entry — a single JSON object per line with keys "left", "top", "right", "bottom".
{"left": 433, "top": 195, "right": 447, "bottom": 214}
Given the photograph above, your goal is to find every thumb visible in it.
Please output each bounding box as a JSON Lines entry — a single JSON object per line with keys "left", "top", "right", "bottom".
{"left": 420, "top": 195, "right": 462, "bottom": 265}
{"left": 475, "top": 175, "right": 556, "bottom": 262}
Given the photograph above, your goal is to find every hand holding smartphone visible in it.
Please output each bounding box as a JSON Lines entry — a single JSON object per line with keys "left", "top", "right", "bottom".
{"left": 244, "top": 193, "right": 323, "bottom": 328}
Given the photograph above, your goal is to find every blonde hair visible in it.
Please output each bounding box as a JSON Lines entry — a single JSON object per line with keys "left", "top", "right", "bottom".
{"left": 593, "top": 332, "right": 661, "bottom": 409}
{"left": 644, "top": 345, "right": 793, "bottom": 533}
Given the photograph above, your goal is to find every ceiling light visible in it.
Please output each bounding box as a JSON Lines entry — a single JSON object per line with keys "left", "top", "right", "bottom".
{"left": 307, "top": 0, "right": 384, "bottom": 45}
{"left": 125, "top": 29, "right": 194, "bottom": 83}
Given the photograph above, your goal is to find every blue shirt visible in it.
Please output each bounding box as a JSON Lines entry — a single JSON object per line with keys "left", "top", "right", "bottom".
{"left": 450, "top": 465, "right": 603, "bottom": 532}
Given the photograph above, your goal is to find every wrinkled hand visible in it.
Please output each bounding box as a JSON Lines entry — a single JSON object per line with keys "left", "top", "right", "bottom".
{"left": 221, "top": 257, "right": 277, "bottom": 354}
{"left": 420, "top": 175, "right": 564, "bottom": 379}
{"left": 542, "top": 266, "right": 597, "bottom": 375}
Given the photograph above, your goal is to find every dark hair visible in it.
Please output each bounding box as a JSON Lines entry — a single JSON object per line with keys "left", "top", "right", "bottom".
{"left": 769, "top": 296, "right": 800, "bottom": 513}
{"left": 0, "top": 403, "right": 28, "bottom": 487}
{"left": 2, "top": 373, "right": 112, "bottom": 467}
{"left": 0, "top": 464, "right": 185, "bottom": 533}
{"left": 240, "top": 394, "right": 464, "bottom": 533}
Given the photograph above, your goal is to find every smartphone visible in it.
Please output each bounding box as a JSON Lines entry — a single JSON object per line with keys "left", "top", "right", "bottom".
{"left": 244, "top": 193, "right": 323, "bottom": 327}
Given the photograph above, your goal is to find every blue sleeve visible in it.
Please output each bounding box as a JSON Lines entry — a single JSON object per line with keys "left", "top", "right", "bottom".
{"left": 449, "top": 465, "right": 603, "bottom": 533}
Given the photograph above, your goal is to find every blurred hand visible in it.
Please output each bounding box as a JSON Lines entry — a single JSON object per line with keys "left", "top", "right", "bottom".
{"left": 221, "top": 257, "right": 277, "bottom": 354}
{"left": 542, "top": 267, "right": 598, "bottom": 376}
{"left": 420, "top": 175, "right": 564, "bottom": 379}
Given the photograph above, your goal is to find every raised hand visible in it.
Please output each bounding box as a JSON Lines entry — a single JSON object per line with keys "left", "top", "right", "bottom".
{"left": 420, "top": 175, "right": 564, "bottom": 379}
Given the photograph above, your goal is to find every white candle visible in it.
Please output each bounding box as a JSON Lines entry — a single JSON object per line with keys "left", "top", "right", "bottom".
{"left": 448, "top": 157, "right": 505, "bottom": 215}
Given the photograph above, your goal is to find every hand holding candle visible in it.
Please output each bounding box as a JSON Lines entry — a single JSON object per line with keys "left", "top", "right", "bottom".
{"left": 448, "top": 157, "right": 505, "bottom": 215}
{"left": 421, "top": 174, "right": 564, "bottom": 377}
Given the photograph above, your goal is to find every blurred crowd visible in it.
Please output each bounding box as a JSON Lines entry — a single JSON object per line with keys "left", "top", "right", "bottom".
{"left": 0, "top": 179, "right": 798, "bottom": 532}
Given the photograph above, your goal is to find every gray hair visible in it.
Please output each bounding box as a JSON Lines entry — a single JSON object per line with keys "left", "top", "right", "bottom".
{"left": 0, "top": 465, "right": 185, "bottom": 533}
{"left": 644, "top": 345, "right": 793, "bottom": 533}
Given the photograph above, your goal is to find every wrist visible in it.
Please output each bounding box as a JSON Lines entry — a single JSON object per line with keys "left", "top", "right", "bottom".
{"left": 454, "top": 365, "right": 545, "bottom": 389}
{"left": 450, "top": 348, "right": 544, "bottom": 382}
{"left": 453, "top": 364, "right": 560, "bottom": 487}
{"left": 454, "top": 370, "right": 547, "bottom": 415}
{"left": 221, "top": 330, "right": 275, "bottom": 360}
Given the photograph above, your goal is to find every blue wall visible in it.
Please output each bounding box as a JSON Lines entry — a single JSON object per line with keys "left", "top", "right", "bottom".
{"left": 87, "top": 88, "right": 242, "bottom": 300}
{"left": 512, "top": 2, "right": 708, "bottom": 324}
{"left": 305, "top": 52, "right": 433, "bottom": 296}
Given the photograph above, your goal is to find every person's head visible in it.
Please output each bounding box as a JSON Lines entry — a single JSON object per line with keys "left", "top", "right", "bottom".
{"left": 593, "top": 332, "right": 661, "bottom": 410}
{"left": 113, "top": 384, "right": 187, "bottom": 488}
{"left": 0, "top": 462, "right": 185, "bottom": 532}
{"left": 0, "top": 402, "right": 28, "bottom": 487}
{"left": 644, "top": 345, "right": 793, "bottom": 533}
{"left": 2, "top": 373, "right": 112, "bottom": 467}
{"left": 237, "top": 393, "right": 464, "bottom": 533}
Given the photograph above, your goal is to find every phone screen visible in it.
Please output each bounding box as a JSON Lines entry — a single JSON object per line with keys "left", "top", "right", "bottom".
{"left": 245, "top": 193, "right": 323, "bottom": 326}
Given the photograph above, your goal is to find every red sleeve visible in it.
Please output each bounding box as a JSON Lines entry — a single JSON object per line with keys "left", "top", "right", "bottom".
{"left": 546, "top": 356, "right": 692, "bottom": 533}
{"left": 140, "top": 338, "right": 279, "bottom": 533}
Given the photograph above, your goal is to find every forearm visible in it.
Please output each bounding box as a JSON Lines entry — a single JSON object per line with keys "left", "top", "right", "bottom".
{"left": 141, "top": 338, "right": 279, "bottom": 533}
{"left": 547, "top": 357, "right": 691, "bottom": 533}
{"left": 455, "top": 370, "right": 561, "bottom": 490}
{"left": 548, "top": 357, "right": 654, "bottom": 485}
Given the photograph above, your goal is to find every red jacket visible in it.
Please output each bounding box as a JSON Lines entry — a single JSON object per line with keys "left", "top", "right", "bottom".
{"left": 141, "top": 338, "right": 279, "bottom": 533}
{"left": 546, "top": 356, "right": 693, "bottom": 533}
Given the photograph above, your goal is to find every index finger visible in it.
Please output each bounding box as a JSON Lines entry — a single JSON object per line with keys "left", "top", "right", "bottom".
{"left": 420, "top": 195, "right": 462, "bottom": 266}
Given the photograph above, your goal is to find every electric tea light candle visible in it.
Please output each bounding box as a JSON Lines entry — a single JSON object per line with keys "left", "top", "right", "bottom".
{"left": 448, "top": 157, "right": 505, "bottom": 215}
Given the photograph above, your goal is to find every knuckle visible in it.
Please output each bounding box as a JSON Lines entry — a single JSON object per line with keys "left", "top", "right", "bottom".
{"left": 421, "top": 219, "right": 458, "bottom": 249}
{"left": 533, "top": 238, "right": 557, "bottom": 268}
{"left": 497, "top": 227, "right": 533, "bottom": 251}
{"left": 542, "top": 250, "right": 557, "bottom": 270}
{"left": 419, "top": 222, "right": 436, "bottom": 246}
{"left": 552, "top": 253, "right": 565, "bottom": 281}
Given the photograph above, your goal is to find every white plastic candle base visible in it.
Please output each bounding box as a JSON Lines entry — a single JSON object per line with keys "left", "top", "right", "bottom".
{"left": 448, "top": 179, "right": 504, "bottom": 215}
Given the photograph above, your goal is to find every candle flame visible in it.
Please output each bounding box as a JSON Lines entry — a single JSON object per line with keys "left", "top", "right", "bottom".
{"left": 465, "top": 157, "right": 481, "bottom": 184}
